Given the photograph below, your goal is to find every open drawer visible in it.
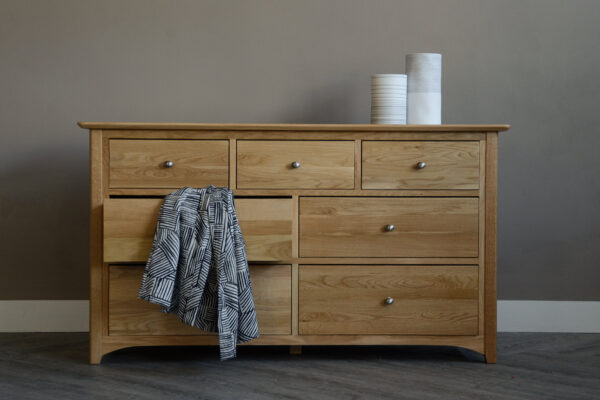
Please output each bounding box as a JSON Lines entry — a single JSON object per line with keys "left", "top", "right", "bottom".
{"left": 103, "top": 197, "right": 292, "bottom": 262}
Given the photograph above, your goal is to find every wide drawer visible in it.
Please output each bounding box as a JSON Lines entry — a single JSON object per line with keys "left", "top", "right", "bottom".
{"left": 299, "top": 265, "right": 478, "bottom": 335}
{"left": 109, "top": 139, "right": 229, "bottom": 188}
{"left": 362, "top": 141, "right": 480, "bottom": 190}
{"left": 237, "top": 140, "right": 355, "bottom": 189}
{"left": 103, "top": 198, "right": 292, "bottom": 262}
{"left": 109, "top": 264, "right": 291, "bottom": 335}
{"left": 299, "top": 197, "right": 479, "bottom": 258}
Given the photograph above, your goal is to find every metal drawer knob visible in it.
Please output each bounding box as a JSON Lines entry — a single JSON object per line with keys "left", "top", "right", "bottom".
{"left": 291, "top": 161, "right": 301, "bottom": 169}
{"left": 163, "top": 160, "right": 174, "bottom": 168}
{"left": 385, "top": 224, "right": 395, "bottom": 232}
{"left": 384, "top": 297, "right": 395, "bottom": 305}
{"left": 416, "top": 161, "right": 427, "bottom": 169}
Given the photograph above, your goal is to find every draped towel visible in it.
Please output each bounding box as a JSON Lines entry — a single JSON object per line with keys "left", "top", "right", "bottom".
{"left": 137, "top": 186, "right": 259, "bottom": 360}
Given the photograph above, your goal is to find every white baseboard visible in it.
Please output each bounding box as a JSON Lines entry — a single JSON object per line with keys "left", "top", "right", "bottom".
{"left": 1, "top": 300, "right": 599, "bottom": 333}
{"left": 0, "top": 300, "right": 89, "bottom": 332}
{"left": 497, "top": 300, "right": 600, "bottom": 333}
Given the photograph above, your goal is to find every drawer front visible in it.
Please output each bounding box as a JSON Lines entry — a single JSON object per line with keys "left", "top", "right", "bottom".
{"left": 109, "top": 264, "right": 291, "bottom": 335}
{"left": 362, "top": 141, "right": 480, "bottom": 190}
{"left": 237, "top": 140, "right": 355, "bottom": 189}
{"left": 299, "top": 265, "right": 478, "bottom": 335}
{"left": 109, "top": 139, "right": 229, "bottom": 188}
{"left": 299, "top": 197, "right": 479, "bottom": 258}
{"left": 103, "top": 198, "right": 292, "bottom": 262}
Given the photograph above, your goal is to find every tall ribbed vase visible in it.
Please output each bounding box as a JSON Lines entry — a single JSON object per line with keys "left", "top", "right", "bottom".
{"left": 406, "top": 53, "right": 441, "bottom": 124}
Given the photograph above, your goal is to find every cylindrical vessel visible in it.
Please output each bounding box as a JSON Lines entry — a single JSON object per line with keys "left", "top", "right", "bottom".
{"left": 406, "top": 53, "right": 441, "bottom": 124}
{"left": 371, "top": 74, "right": 407, "bottom": 124}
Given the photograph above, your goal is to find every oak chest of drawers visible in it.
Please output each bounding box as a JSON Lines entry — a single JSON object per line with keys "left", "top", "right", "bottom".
{"left": 80, "top": 122, "right": 509, "bottom": 364}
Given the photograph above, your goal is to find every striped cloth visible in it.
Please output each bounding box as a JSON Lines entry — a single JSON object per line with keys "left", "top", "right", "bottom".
{"left": 138, "top": 186, "right": 259, "bottom": 360}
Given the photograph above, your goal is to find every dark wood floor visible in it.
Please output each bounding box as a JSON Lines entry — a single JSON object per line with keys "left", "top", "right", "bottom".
{"left": 0, "top": 333, "right": 598, "bottom": 399}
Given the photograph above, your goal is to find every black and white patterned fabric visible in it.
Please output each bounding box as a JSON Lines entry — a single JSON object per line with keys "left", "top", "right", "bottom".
{"left": 138, "top": 186, "right": 259, "bottom": 360}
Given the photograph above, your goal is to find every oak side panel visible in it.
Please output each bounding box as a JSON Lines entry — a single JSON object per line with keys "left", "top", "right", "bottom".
{"left": 101, "top": 137, "right": 110, "bottom": 338}
{"left": 89, "top": 130, "right": 103, "bottom": 364}
{"left": 478, "top": 139, "right": 486, "bottom": 337}
{"left": 484, "top": 132, "right": 498, "bottom": 363}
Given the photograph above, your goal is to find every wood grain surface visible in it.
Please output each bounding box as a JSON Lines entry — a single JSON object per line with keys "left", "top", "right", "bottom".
{"left": 89, "top": 130, "right": 104, "bottom": 364}
{"left": 109, "top": 264, "right": 292, "bottom": 335}
{"left": 103, "top": 198, "right": 292, "bottom": 262}
{"left": 237, "top": 140, "right": 355, "bottom": 189}
{"left": 299, "top": 265, "right": 478, "bottom": 335}
{"left": 299, "top": 197, "right": 479, "bottom": 258}
{"left": 362, "top": 141, "right": 480, "bottom": 189}
{"left": 484, "top": 132, "right": 499, "bottom": 363}
{"left": 109, "top": 139, "right": 229, "bottom": 188}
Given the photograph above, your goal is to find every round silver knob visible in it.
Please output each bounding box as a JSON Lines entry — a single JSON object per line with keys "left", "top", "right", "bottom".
{"left": 163, "top": 160, "right": 174, "bottom": 168}
{"left": 385, "top": 224, "right": 395, "bottom": 232}
{"left": 416, "top": 161, "right": 427, "bottom": 169}
{"left": 291, "top": 161, "right": 301, "bottom": 169}
{"left": 384, "top": 297, "right": 395, "bottom": 305}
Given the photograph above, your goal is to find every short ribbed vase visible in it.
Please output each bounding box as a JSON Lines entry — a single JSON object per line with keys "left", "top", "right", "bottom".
{"left": 371, "top": 74, "right": 407, "bottom": 124}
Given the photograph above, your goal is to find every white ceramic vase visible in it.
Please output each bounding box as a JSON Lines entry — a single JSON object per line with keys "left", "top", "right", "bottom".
{"left": 371, "top": 74, "right": 407, "bottom": 124}
{"left": 406, "top": 53, "right": 442, "bottom": 124}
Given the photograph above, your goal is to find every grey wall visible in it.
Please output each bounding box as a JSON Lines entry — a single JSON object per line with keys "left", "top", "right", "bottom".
{"left": 1, "top": 0, "right": 599, "bottom": 300}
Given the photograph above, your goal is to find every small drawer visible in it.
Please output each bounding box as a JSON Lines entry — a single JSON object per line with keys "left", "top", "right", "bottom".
{"left": 299, "top": 265, "right": 478, "bottom": 335}
{"left": 299, "top": 197, "right": 479, "bottom": 258}
{"left": 103, "top": 198, "right": 292, "bottom": 262}
{"left": 109, "top": 139, "right": 229, "bottom": 188}
{"left": 109, "top": 264, "right": 292, "bottom": 335}
{"left": 237, "top": 140, "right": 354, "bottom": 189}
{"left": 362, "top": 141, "right": 480, "bottom": 190}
